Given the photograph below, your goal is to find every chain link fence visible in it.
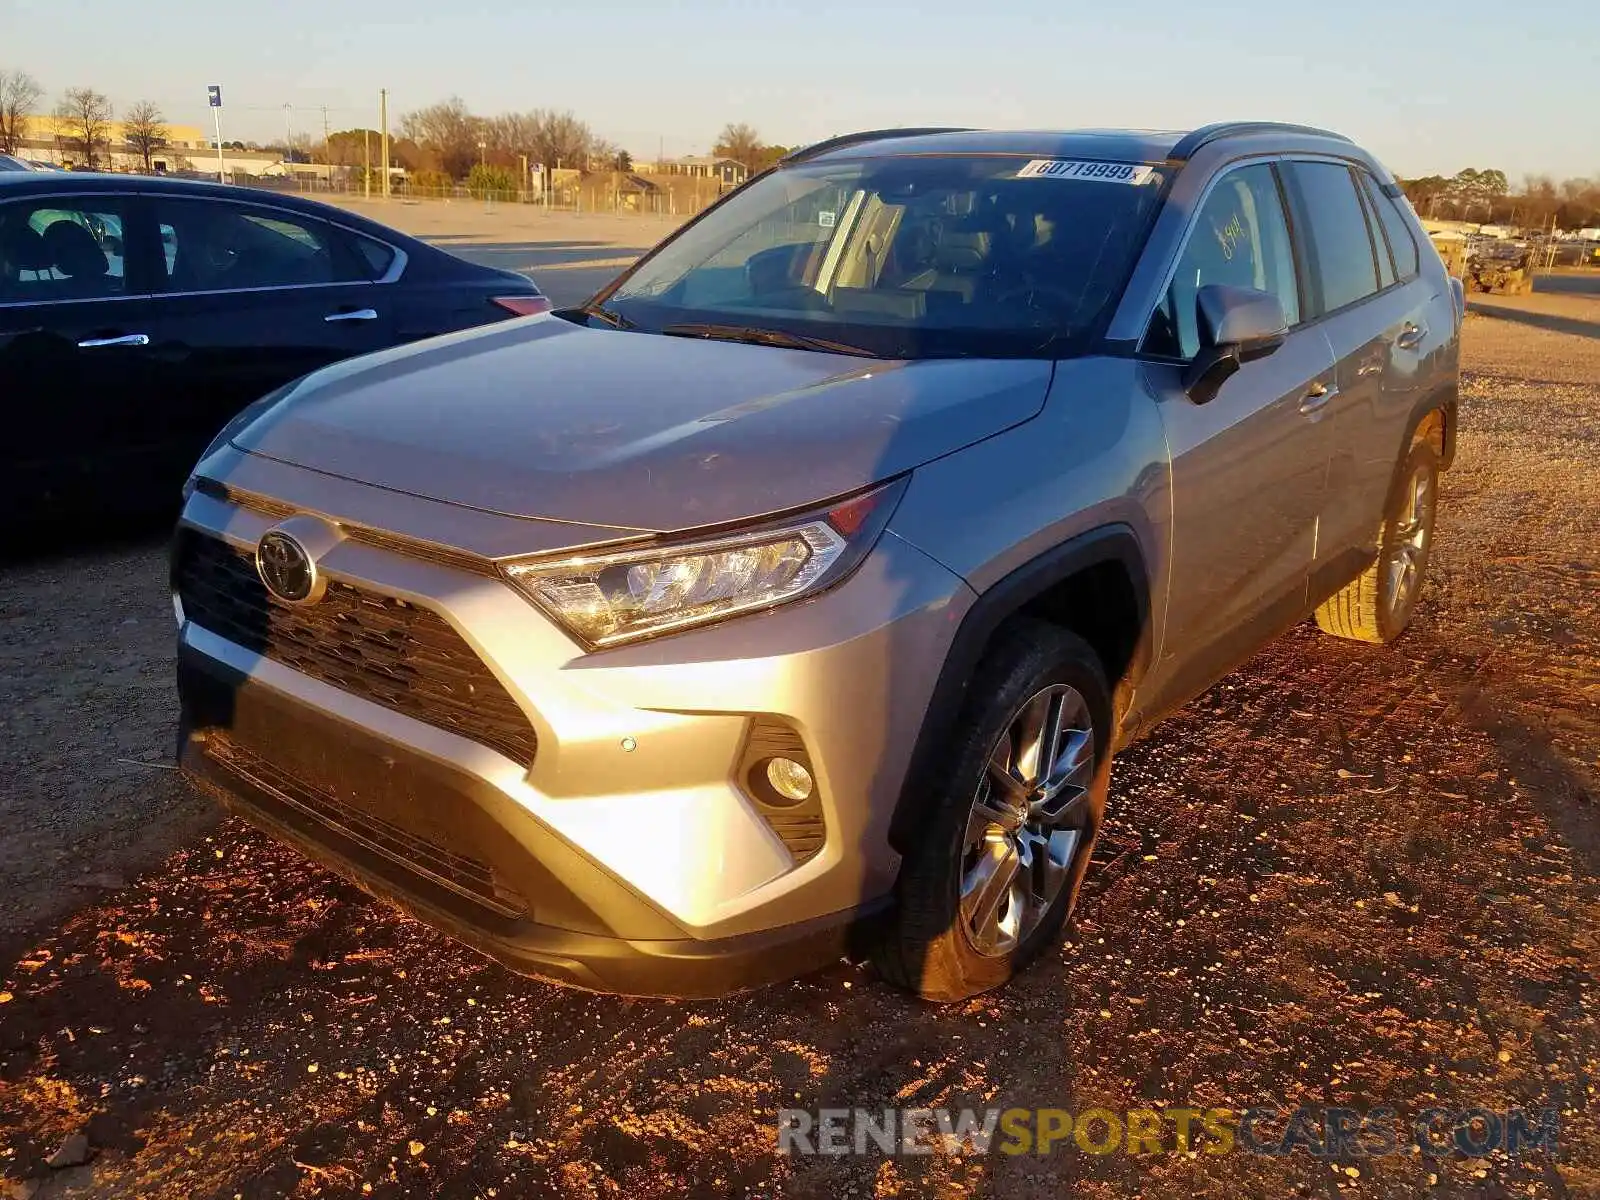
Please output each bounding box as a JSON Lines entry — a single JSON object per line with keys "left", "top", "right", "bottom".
{"left": 221, "top": 170, "right": 731, "bottom": 220}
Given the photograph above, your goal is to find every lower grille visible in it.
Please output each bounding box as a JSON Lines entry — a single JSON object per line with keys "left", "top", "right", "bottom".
{"left": 206, "top": 733, "right": 529, "bottom": 917}
{"left": 174, "top": 530, "right": 538, "bottom": 766}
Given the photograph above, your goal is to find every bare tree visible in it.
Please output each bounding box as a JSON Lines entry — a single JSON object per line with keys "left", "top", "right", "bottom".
{"left": 483, "top": 112, "right": 540, "bottom": 163}
{"left": 123, "top": 99, "right": 166, "bottom": 173}
{"left": 399, "top": 97, "right": 481, "bottom": 180}
{"left": 55, "top": 86, "right": 112, "bottom": 168}
{"left": 324, "top": 128, "right": 381, "bottom": 168}
{"left": 0, "top": 69, "right": 44, "bottom": 154}
{"left": 398, "top": 99, "right": 604, "bottom": 181}
{"left": 529, "top": 109, "right": 593, "bottom": 174}
{"left": 586, "top": 136, "right": 620, "bottom": 173}
{"left": 714, "top": 122, "right": 762, "bottom": 172}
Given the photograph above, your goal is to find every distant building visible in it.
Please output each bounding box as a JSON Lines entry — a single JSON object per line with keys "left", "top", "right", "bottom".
{"left": 614, "top": 173, "right": 663, "bottom": 210}
{"left": 640, "top": 155, "right": 749, "bottom": 187}
{"left": 8, "top": 113, "right": 405, "bottom": 184}
{"left": 13, "top": 114, "right": 210, "bottom": 172}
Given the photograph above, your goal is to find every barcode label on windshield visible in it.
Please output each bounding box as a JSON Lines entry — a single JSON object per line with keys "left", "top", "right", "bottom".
{"left": 1017, "top": 159, "right": 1155, "bottom": 184}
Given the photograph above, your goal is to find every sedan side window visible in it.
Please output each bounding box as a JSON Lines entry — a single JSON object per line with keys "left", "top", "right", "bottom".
{"left": 152, "top": 198, "right": 366, "bottom": 292}
{"left": 353, "top": 234, "right": 397, "bottom": 280}
{"left": 1143, "top": 163, "right": 1300, "bottom": 359}
{"left": 0, "top": 199, "right": 129, "bottom": 303}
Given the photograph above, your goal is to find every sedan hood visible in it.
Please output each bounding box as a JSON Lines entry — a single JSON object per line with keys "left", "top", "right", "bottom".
{"left": 236, "top": 316, "right": 1052, "bottom": 533}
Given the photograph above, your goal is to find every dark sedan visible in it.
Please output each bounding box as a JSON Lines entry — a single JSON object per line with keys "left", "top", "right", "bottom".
{"left": 0, "top": 173, "right": 548, "bottom": 534}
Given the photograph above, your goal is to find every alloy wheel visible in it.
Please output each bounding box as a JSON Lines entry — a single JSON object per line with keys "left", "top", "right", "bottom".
{"left": 959, "top": 684, "right": 1096, "bottom": 958}
{"left": 1384, "top": 463, "right": 1435, "bottom": 618}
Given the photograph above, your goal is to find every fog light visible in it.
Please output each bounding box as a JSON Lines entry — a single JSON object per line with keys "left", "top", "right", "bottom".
{"left": 765, "top": 757, "right": 814, "bottom": 802}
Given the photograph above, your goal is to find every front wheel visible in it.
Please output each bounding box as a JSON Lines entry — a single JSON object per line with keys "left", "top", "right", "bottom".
{"left": 1315, "top": 439, "right": 1440, "bottom": 644}
{"left": 873, "top": 621, "right": 1111, "bottom": 1001}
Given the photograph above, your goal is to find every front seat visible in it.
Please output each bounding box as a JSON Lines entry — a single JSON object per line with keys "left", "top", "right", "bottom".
{"left": 902, "top": 228, "right": 991, "bottom": 308}
{"left": 0, "top": 224, "right": 52, "bottom": 296}
{"left": 41, "top": 221, "right": 111, "bottom": 297}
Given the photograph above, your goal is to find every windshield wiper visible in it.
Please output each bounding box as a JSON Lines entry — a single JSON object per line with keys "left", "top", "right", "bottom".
{"left": 660, "top": 323, "right": 880, "bottom": 357}
{"left": 554, "top": 303, "right": 635, "bottom": 330}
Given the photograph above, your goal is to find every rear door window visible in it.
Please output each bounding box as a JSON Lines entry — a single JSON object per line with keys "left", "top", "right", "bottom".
{"left": 353, "top": 234, "right": 397, "bottom": 279}
{"left": 150, "top": 198, "right": 368, "bottom": 292}
{"left": 1357, "top": 180, "right": 1398, "bottom": 290}
{"left": 1143, "top": 162, "right": 1300, "bottom": 359}
{"left": 1283, "top": 161, "right": 1380, "bottom": 315}
{"left": 0, "top": 198, "right": 130, "bottom": 303}
{"left": 1360, "top": 171, "right": 1421, "bottom": 280}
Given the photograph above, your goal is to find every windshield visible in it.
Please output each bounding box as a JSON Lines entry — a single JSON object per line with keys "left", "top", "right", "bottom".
{"left": 596, "top": 154, "right": 1170, "bottom": 358}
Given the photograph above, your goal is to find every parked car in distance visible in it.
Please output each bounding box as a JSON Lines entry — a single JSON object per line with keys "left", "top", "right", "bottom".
{"left": 176, "top": 123, "right": 1462, "bottom": 1001}
{"left": 0, "top": 173, "right": 548, "bottom": 535}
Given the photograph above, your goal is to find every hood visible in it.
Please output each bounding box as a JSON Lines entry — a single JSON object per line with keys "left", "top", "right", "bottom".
{"left": 235, "top": 316, "right": 1052, "bottom": 533}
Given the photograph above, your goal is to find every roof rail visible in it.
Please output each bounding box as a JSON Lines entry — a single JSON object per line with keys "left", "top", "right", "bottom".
{"left": 780, "top": 127, "right": 974, "bottom": 167}
{"left": 1168, "top": 121, "right": 1353, "bottom": 162}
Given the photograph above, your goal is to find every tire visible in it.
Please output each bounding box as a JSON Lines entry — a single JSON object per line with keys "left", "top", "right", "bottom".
{"left": 873, "top": 619, "right": 1111, "bottom": 1001}
{"left": 1315, "top": 439, "right": 1440, "bottom": 644}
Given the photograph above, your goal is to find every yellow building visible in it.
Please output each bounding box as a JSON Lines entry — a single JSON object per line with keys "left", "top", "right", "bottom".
{"left": 15, "top": 113, "right": 211, "bottom": 171}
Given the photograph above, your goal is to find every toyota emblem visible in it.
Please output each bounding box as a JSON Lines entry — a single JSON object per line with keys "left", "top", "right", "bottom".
{"left": 256, "top": 530, "right": 319, "bottom": 604}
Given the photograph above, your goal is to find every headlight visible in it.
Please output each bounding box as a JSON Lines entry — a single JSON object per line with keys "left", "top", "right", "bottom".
{"left": 502, "top": 479, "right": 906, "bottom": 648}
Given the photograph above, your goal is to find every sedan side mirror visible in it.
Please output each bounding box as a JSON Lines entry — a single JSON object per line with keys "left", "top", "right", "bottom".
{"left": 1181, "top": 284, "right": 1289, "bottom": 405}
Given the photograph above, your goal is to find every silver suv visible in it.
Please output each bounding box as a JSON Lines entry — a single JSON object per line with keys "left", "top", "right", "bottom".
{"left": 175, "top": 124, "right": 1461, "bottom": 1000}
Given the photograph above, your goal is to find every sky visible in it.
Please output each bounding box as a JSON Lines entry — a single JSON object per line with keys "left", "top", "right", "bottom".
{"left": 5, "top": 0, "right": 1597, "bottom": 180}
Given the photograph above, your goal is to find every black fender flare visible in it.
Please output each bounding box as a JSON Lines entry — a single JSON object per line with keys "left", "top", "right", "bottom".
{"left": 1417, "top": 379, "right": 1458, "bottom": 470}
{"left": 1383, "top": 381, "right": 1458, "bottom": 519}
{"left": 886, "top": 524, "right": 1152, "bottom": 854}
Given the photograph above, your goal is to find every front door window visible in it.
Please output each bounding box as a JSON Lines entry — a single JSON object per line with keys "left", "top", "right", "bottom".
{"left": 1143, "top": 163, "right": 1300, "bottom": 359}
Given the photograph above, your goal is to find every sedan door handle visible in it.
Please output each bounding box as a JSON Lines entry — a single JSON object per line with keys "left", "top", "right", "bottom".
{"left": 1395, "top": 323, "right": 1426, "bottom": 351}
{"left": 77, "top": 333, "right": 150, "bottom": 348}
{"left": 1298, "top": 381, "right": 1336, "bottom": 415}
{"left": 325, "top": 308, "right": 379, "bottom": 323}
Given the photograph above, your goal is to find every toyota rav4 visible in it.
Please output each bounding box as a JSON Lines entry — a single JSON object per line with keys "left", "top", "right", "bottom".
{"left": 174, "top": 123, "right": 1462, "bottom": 1000}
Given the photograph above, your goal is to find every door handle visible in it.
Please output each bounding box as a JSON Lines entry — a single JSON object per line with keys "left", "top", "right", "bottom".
{"left": 77, "top": 333, "right": 150, "bottom": 348}
{"left": 325, "top": 308, "right": 379, "bottom": 323}
{"left": 1395, "top": 323, "right": 1426, "bottom": 351}
{"left": 1298, "top": 382, "right": 1336, "bottom": 416}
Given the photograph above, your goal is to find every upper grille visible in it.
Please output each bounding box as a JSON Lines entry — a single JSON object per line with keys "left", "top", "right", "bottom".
{"left": 192, "top": 479, "right": 499, "bottom": 579}
{"left": 175, "top": 531, "right": 538, "bottom": 766}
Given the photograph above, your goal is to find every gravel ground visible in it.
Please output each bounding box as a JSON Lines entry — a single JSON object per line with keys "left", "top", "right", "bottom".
{"left": 1, "top": 314, "right": 1597, "bottom": 1199}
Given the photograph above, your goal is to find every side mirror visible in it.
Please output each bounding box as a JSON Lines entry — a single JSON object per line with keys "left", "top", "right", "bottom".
{"left": 1181, "top": 284, "right": 1289, "bottom": 404}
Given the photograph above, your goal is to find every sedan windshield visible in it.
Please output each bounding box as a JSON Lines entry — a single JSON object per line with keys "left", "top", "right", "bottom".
{"left": 597, "top": 154, "right": 1169, "bottom": 358}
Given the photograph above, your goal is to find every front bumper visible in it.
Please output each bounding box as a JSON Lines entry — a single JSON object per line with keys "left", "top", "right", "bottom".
{"left": 174, "top": 456, "right": 973, "bottom": 994}
{"left": 179, "top": 646, "right": 887, "bottom": 995}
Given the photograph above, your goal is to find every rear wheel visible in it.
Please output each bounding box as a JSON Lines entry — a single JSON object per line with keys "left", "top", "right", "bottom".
{"left": 1315, "top": 440, "right": 1439, "bottom": 644}
{"left": 874, "top": 621, "right": 1110, "bottom": 1001}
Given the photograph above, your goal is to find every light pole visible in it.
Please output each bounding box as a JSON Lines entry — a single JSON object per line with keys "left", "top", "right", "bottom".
{"left": 283, "top": 103, "right": 293, "bottom": 172}
{"left": 207, "top": 85, "right": 226, "bottom": 181}
{"left": 379, "top": 88, "right": 389, "bottom": 199}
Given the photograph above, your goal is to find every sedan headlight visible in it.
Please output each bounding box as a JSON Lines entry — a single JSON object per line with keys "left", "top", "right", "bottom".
{"left": 502, "top": 479, "right": 906, "bottom": 648}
